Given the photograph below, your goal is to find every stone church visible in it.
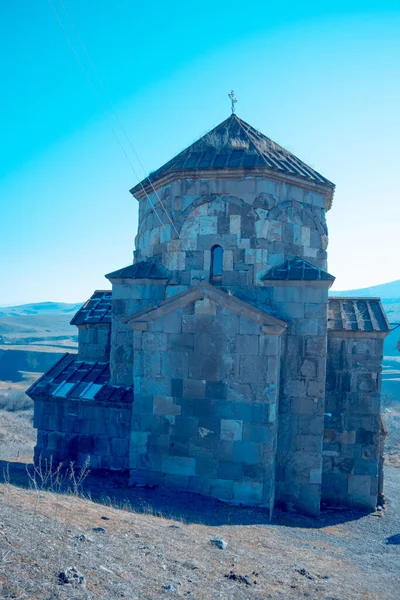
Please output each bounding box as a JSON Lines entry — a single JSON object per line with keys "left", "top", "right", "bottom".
{"left": 28, "top": 113, "right": 390, "bottom": 516}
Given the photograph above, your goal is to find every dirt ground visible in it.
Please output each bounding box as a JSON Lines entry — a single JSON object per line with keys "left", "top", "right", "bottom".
{"left": 0, "top": 459, "right": 399, "bottom": 600}
{"left": 0, "top": 381, "right": 400, "bottom": 600}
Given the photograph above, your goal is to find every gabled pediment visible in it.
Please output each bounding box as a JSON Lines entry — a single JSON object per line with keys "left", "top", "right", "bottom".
{"left": 262, "top": 257, "right": 335, "bottom": 284}
{"left": 126, "top": 282, "right": 287, "bottom": 334}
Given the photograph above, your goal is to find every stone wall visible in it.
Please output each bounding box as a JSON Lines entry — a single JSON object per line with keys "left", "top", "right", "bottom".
{"left": 269, "top": 281, "right": 330, "bottom": 516}
{"left": 78, "top": 324, "right": 111, "bottom": 362}
{"left": 129, "top": 295, "right": 283, "bottom": 508}
{"left": 33, "top": 397, "right": 132, "bottom": 470}
{"left": 108, "top": 280, "right": 167, "bottom": 386}
{"left": 323, "top": 334, "right": 385, "bottom": 510}
{"left": 134, "top": 177, "right": 329, "bottom": 289}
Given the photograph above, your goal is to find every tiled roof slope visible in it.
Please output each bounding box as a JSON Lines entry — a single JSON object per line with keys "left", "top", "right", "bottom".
{"left": 27, "top": 354, "right": 133, "bottom": 403}
{"left": 262, "top": 258, "right": 335, "bottom": 282}
{"left": 106, "top": 261, "right": 171, "bottom": 280}
{"left": 71, "top": 290, "right": 112, "bottom": 326}
{"left": 328, "top": 298, "right": 390, "bottom": 333}
{"left": 130, "top": 114, "right": 334, "bottom": 197}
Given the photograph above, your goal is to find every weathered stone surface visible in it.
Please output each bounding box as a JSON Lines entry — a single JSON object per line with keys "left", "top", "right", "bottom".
{"left": 31, "top": 117, "right": 387, "bottom": 518}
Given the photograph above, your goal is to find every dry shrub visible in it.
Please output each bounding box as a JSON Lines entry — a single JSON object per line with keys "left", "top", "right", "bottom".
{"left": 0, "top": 388, "right": 32, "bottom": 412}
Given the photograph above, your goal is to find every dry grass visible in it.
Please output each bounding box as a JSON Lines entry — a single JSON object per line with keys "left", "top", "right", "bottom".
{"left": 0, "top": 468, "right": 398, "bottom": 600}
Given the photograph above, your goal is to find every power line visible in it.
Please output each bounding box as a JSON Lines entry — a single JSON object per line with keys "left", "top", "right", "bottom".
{"left": 47, "top": 0, "right": 169, "bottom": 234}
{"left": 54, "top": 0, "right": 180, "bottom": 239}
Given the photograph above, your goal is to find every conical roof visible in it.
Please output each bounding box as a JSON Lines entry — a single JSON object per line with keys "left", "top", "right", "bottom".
{"left": 130, "top": 115, "right": 335, "bottom": 206}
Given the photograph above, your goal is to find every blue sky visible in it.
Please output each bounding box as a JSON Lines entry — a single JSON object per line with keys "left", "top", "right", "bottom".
{"left": 1, "top": 0, "right": 399, "bottom": 304}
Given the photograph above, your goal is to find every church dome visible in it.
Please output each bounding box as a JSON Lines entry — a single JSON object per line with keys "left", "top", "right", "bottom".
{"left": 130, "top": 114, "right": 334, "bottom": 208}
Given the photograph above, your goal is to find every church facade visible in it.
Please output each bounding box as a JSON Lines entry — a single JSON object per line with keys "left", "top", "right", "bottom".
{"left": 28, "top": 114, "right": 390, "bottom": 516}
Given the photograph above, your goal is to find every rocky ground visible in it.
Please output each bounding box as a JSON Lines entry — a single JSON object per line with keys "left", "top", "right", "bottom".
{"left": 0, "top": 459, "right": 399, "bottom": 600}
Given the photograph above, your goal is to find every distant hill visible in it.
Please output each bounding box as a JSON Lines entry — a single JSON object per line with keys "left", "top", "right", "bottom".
{"left": 0, "top": 301, "right": 82, "bottom": 317}
{"left": 333, "top": 279, "right": 400, "bottom": 301}
{"left": 0, "top": 301, "right": 82, "bottom": 350}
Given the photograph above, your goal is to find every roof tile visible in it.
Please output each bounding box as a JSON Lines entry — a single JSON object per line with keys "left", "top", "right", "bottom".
{"left": 131, "top": 115, "right": 334, "bottom": 197}
{"left": 328, "top": 298, "right": 390, "bottom": 333}
{"left": 71, "top": 290, "right": 112, "bottom": 326}
{"left": 27, "top": 354, "right": 133, "bottom": 404}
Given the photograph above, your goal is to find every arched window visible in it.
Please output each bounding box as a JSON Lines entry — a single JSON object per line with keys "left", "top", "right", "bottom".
{"left": 210, "top": 245, "right": 223, "bottom": 284}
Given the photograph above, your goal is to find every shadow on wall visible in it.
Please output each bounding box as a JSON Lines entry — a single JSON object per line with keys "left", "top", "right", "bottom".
{"left": 0, "top": 458, "right": 371, "bottom": 529}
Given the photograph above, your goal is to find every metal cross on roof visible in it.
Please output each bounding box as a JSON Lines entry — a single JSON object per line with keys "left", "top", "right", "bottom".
{"left": 228, "top": 90, "right": 238, "bottom": 114}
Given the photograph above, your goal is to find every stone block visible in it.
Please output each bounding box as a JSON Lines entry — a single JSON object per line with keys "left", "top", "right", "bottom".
{"left": 168, "top": 333, "right": 194, "bottom": 352}
{"left": 206, "top": 380, "right": 227, "bottom": 400}
{"left": 307, "top": 380, "right": 325, "bottom": 398}
{"left": 163, "top": 310, "right": 182, "bottom": 334}
{"left": 230, "top": 214, "right": 241, "bottom": 234}
{"left": 161, "top": 351, "right": 189, "bottom": 379}
{"left": 199, "top": 216, "right": 217, "bottom": 235}
{"left": 300, "top": 359, "right": 318, "bottom": 379}
{"left": 296, "top": 435, "right": 323, "bottom": 453}
{"left": 189, "top": 477, "right": 211, "bottom": 496}
{"left": 188, "top": 440, "right": 214, "bottom": 459}
{"left": 347, "top": 475, "right": 371, "bottom": 496}
{"left": 239, "top": 355, "right": 267, "bottom": 383}
{"left": 183, "top": 379, "right": 206, "bottom": 398}
{"left": 194, "top": 298, "right": 216, "bottom": 316}
{"left": 195, "top": 457, "right": 219, "bottom": 478}
{"left": 161, "top": 455, "right": 195, "bottom": 476}
{"left": 309, "top": 468, "right": 322, "bottom": 484}
{"left": 242, "top": 423, "right": 274, "bottom": 444}
{"left": 182, "top": 314, "right": 196, "bottom": 332}
{"left": 142, "top": 332, "right": 168, "bottom": 353}
{"left": 353, "top": 459, "right": 378, "bottom": 477}
{"left": 259, "top": 335, "right": 279, "bottom": 357}
{"left": 220, "top": 419, "right": 243, "bottom": 441}
{"left": 233, "top": 482, "right": 263, "bottom": 504}
{"left": 298, "top": 415, "right": 324, "bottom": 436}
{"left": 164, "top": 473, "right": 190, "bottom": 490}
{"left": 153, "top": 396, "right": 181, "bottom": 416}
{"left": 234, "top": 334, "right": 259, "bottom": 355}
{"left": 223, "top": 250, "right": 234, "bottom": 271}
{"left": 233, "top": 441, "right": 262, "bottom": 465}
{"left": 294, "top": 319, "right": 319, "bottom": 336}
{"left": 210, "top": 478, "right": 234, "bottom": 501}
{"left": 283, "top": 379, "right": 306, "bottom": 397}
{"left": 174, "top": 416, "right": 199, "bottom": 438}
{"left": 217, "top": 461, "right": 243, "bottom": 480}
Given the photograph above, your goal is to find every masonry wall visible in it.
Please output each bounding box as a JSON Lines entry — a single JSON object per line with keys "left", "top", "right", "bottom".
{"left": 269, "top": 282, "right": 329, "bottom": 516}
{"left": 78, "top": 324, "right": 111, "bottom": 362}
{"left": 134, "top": 176, "right": 329, "bottom": 293}
{"left": 323, "top": 335, "right": 385, "bottom": 510}
{"left": 129, "top": 297, "right": 282, "bottom": 508}
{"left": 33, "top": 397, "right": 132, "bottom": 470}
{"left": 109, "top": 280, "right": 167, "bottom": 385}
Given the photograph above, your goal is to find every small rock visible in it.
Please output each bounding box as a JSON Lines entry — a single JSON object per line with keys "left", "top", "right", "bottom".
{"left": 376, "top": 506, "right": 383, "bottom": 512}
{"left": 74, "top": 534, "right": 93, "bottom": 542}
{"left": 224, "top": 571, "right": 251, "bottom": 585}
{"left": 211, "top": 538, "right": 227, "bottom": 550}
{"left": 58, "top": 567, "right": 85, "bottom": 586}
{"left": 163, "top": 583, "right": 177, "bottom": 592}
{"left": 92, "top": 527, "right": 106, "bottom": 533}
{"left": 295, "top": 568, "right": 314, "bottom": 580}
